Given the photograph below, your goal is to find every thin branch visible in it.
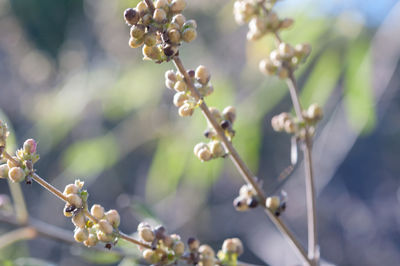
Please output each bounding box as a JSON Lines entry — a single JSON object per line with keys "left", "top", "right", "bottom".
{"left": 0, "top": 227, "right": 37, "bottom": 249}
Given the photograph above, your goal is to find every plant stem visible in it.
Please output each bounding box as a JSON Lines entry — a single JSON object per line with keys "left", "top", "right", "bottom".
{"left": 172, "top": 56, "right": 310, "bottom": 266}
{"left": 0, "top": 227, "right": 37, "bottom": 249}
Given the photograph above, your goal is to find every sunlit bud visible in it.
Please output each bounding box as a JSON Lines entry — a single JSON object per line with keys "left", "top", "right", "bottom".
{"left": 246, "top": 30, "right": 262, "bottom": 41}
{"left": 72, "top": 212, "right": 86, "bottom": 228}
{"left": 63, "top": 184, "right": 79, "bottom": 195}
{"left": 307, "top": 103, "right": 323, "bottom": 120}
{"left": 295, "top": 43, "right": 312, "bottom": 58}
{"left": 221, "top": 107, "right": 236, "bottom": 125}
{"left": 278, "top": 43, "right": 295, "bottom": 59}
{"left": 136, "top": 1, "right": 148, "bottom": 16}
{"left": 105, "top": 209, "right": 120, "bottom": 228}
{"left": 209, "top": 140, "right": 225, "bottom": 158}
{"left": 195, "top": 65, "right": 211, "bottom": 85}
{"left": 284, "top": 119, "right": 296, "bottom": 134}
{"left": 165, "top": 70, "right": 177, "bottom": 83}
{"left": 233, "top": 196, "right": 249, "bottom": 211}
{"left": 182, "top": 28, "right": 197, "bottom": 42}
{"left": 90, "top": 204, "right": 105, "bottom": 220}
{"left": 259, "top": 58, "right": 276, "bottom": 75}
{"left": 194, "top": 142, "right": 207, "bottom": 155}
{"left": 139, "top": 227, "right": 155, "bottom": 242}
{"left": 173, "top": 240, "right": 185, "bottom": 256}
{"left": 271, "top": 115, "right": 283, "bottom": 131}
{"left": 8, "top": 167, "right": 26, "bottom": 183}
{"left": 239, "top": 184, "right": 254, "bottom": 197}
{"left": 166, "top": 80, "right": 175, "bottom": 90}
{"left": 143, "top": 249, "right": 158, "bottom": 263}
{"left": 172, "top": 14, "right": 186, "bottom": 28}
{"left": 142, "top": 14, "right": 152, "bottom": 26}
{"left": 23, "top": 139, "right": 37, "bottom": 154}
{"left": 138, "top": 222, "right": 151, "bottom": 230}
{"left": 74, "top": 227, "right": 89, "bottom": 242}
{"left": 130, "top": 24, "right": 145, "bottom": 39}
{"left": 266, "top": 196, "right": 280, "bottom": 211}
{"left": 97, "top": 230, "right": 114, "bottom": 242}
{"left": 270, "top": 50, "right": 281, "bottom": 66}
{"left": 98, "top": 219, "right": 114, "bottom": 235}
{"left": 124, "top": 8, "right": 140, "bottom": 25}
{"left": 168, "top": 29, "right": 181, "bottom": 44}
{"left": 7, "top": 157, "right": 19, "bottom": 169}
{"left": 232, "top": 237, "right": 243, "bottom": 255}
{"left": 153, "top": 8, "right": 167, "bottom": 23}
{"left": 84, "top": 233, "right": 98, "bottom": 247}
{"left": 155, "top": 0, "right": 168, "bottom": 9}
{"left": 178, "top": 103, "right": 194, "bottom": 117}
{"left": 249, "top": 17, "right": 266, "bottom": 34}
{"left": 142, "top": 45, "right": 161, "bottom": 60}
{"left": 280, "top": 18, "right": 294, "bottom": 29}
{"left": 67, "top": 194, "right": 83, "bottom": 208}
{"left": 277, "top": 67, "right": 289, "bottom": 79}
{"left": 170, "top": 0, "right": 186, "bottom": 13}
{"left": 197, "top": 147, "right": 213, "bottom": 162}
{"left": 188, "top": 237, "right": 200, "bottom": 251}
{"left": 208, "top": 107, "right": 222, "bottom": 122}
{"left": 174, "top": 80, "right": 187, "bottom": 92}
{"left": 0, "top": 164, "right": 9, "bottom": 179}
{"left": 222, "top": 238, "right": 237, "bottom": 253}
{"left": 199, "top": 244, "right": 215, "bottom": 258}
{"left": 173, "top": 91, "right": 189, "bottom": 107}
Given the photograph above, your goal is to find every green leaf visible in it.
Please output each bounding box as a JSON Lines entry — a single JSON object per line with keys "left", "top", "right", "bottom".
{"left": 344, "top": 39, "right": 376, "bottom": 133}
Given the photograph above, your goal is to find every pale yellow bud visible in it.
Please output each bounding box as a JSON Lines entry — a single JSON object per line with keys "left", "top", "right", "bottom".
{"left": 90, "top": 204, "right": 105, "bottom": 220}
{"left": 84, "top": 233, "right": 98, "bottom": 247}
{"left": 174, "top": 80, "right": 187, "bottom": 92}
{"left": 195, "top": 65, "right": 211, "bottom": 85}
{"left": 197, "top": 148, "right": 212, "bottom": 162}
{"left": 67, "top": 194, "right": 83, "bottom": 208}
{"left": 182, "top": 28, "right": 197, "bottom": 43}
{"left": 199, "top": 244, "right": 215, "bottom": 258}
{"left": 209, "top": 141, "right": 225, "bottom": 158}
{"left": 155, "top": 0, "right": 168, "bottom": 9}
{"left": 153, "top": 8, "right": 167, "bottom": 23}
{"left": 130, "top": 24, "right": 145, "bottom": 39}
{"left": 8, "top": 167, "right": 26, "bottom": 183}
{"left": 222, "top": 238, "right": 237, "bottom": 253}
{"left": 72, "top": 212, "right": 86, "bottom": 228}
{"left": 223, "top": 106, "right": 236, "bottom": 124}
{"left": 63, "top": 184, "right": 79, "bottom": 195}
{"left": 278, "top": 43, "right": 295, "bottom": 59}
{"left": 307, "top": 103, "right": 323, "bottom": 120}
{"left": 173, "top": 241, "right": 185, "bottom": 256}
{"left": 173, "top": 91, "right": 189, "bottom": 107}
{"left": 170, "top": 0, "right": 186, "bottom": 13}
{"left": 266, "top": 196, "right": 280, "bottom": 211}
{"left": 7, "top": 157, "right": 19, "bottom": 169}
{"left": 74, "top": 227, "right": 89, "bottom": 242}
{"left": 98, "top": 219, "right": 114, "bottom": 235}
{"left": 139, "top": 227, "right": 155, "bottom": 242}
{"left": 143, "top": 249, "right": 158, "bottom": 263}
{"left": 178, "top": 104, "right": 194, "bottom": 117}
{"left": 105, "top": 209, "right": 120, "bottom": 228}
{"left": 168, "top": 29, "right": 181, "bottom": 44}
{"left": 0, "top": 164, "right": 9, "bottom": 179}
{"left": 232, "top": 237, "right": 244, "bottom": 255}
{"left": 172, "top": 14, "right": 186, "bottom": 28}
{"left": 97, "top": 231, "right": 114, "bottom": 242}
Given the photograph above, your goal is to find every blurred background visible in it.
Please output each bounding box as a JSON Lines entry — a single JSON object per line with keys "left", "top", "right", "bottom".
{"left": 0, "top": 0, "right": 399, "bottom": 265}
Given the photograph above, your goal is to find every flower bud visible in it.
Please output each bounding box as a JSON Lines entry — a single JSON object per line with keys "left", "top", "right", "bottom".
{"left": 97, "top": 230, "right": 114, "bottom": 242}
{"left": 144, "top": 33, "right": 157, "bottom": 47}
{"left": 296, "top": 43, "right": 312, "bottom": 58}
{"left": 23, "top": 139, "right": 37, "bottom": 154}
{"left": 72, "top": 212, "right": 86, "bottom": 228}
{"left": 182, "top": 28, "right": 197, "bottom": 43}
{"left": 63, "top": 204, "right": 75, "bottom": 217}
{"left": 266, "top": 196, "right": 280, "bottom": 211}
{"left": 174, "top": 80, "right": 187, "bottom": 92}
{"left": 172, "top": 14, "right": 186, "bottom": 28}
{"left": 67, "top": 194, "right": 83, "bottom": 208}
{"left": 124, "top": 8, "right": 140, "bottom": 25}
{"left": 0, "top": 164, "right": 9, "bottom": 179}
{"left": 259, "top": 58, "right": 277, "bottom": 75}
{"left": 173, "top": 91, "right": 189, "bottom": 107}
{"left": 195, "top": 65, "right": 211, "bottom": 85}
{"left": 197, "top": 147, "right": 212, "bottom": 162}
{"left": 208, "top": 107, "right": 222, "bottom": 123}
{"left": 130, "top": 24, "right": 145, "bottom": 39}
{"left": 222, "top": 106, "right": 236, "bottom": 124}
{"left": 163, "top": 235, "right": 173, "bottom": 248}
{"left": 8, "top": 167, "right": 26, "bottom": 183}
{"left": 209, "top": 141, "right": 225, "bottom": 158}
{"left": 63, "top": 184, "right": 79, "bottom": 195}
{"left": 232, "top": 238, "right": 243, "bottom": 255}
{"left": 129, "top": 37, "right": 144, "bottom": 49}
{"left": 307, "top": 103, "right": 323, "bottom": 120}
{"left": 165, "top": 70, "right": 177, "bottom": 83}
{"left": 138, "top": 222, "right": 151, "bottom": 230}
{"left": 178, "top": 104, "right": 194, "bottom": 117}
{"left": 277, "top": 67, "right": 289, "bottom": 79}
{"left": 278, "top": 43, "right": 295, "bottom": 59}
{"left": 98, "top": 219, "right": 114, "bottom": 235}
{"left": 187, "top": 237, "right": 200, "bottom": 251}
{"left": 142, "top": 45, "right": 161, "bottom": 60}
{"left": 222, "top": 238, "right": 237, "bottom": 253}
{"left": 155, "top": 0, "right": 168, "bottom": 9}
{"left": 143, "top": 249, "right": 158, "bottom": 263}
{"left": 233, "top": 196, "right": 249, "bottom": 211}
{"left": 74, "top": 227, "right": 89, "bottom": 242}
{"left": 271, "top": 116, "right": 283, "bottom": 131}
{"left": 267, "top": 12, "right": 280, "bottom": 29}
{"left": 170, "top": 0, "right": 186, "bottom": 13}
{"left": 105, "top": 209, "right": 120, "bottom": 228}
{"left": 167, "top": 29, "right": 181, "bottom": 44}
{"left": 136, "top": 1, "right": 148, "bottom": 16}
{"left": 284, "top": 119, "right": 296, "bottom": 134}
{"left": 153, "top": 8, "right": 167, "bottom": 23}
{"left": 199, "top": 244, "right": 215, "bottom": 258}
{"left": 7, "top": 157, "right": 19, "bottom": 169}
{"left": 139, "top": 227, "right": 155, "bottom": 242}
{"left": 90, "top": 204, "right": 105, "bottom": 220}
{"left": 239, "top": 184, "right": 254, "bottom": 197}
{"left": 84, "top": 233, "right": 98, "bottom": 247}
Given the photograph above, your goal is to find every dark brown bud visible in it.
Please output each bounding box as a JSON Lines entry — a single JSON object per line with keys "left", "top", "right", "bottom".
{"left": 154, "top": 225, "right": 166, "bottom": 239}
{"left": 220, "top": 120, "right": 230, "bottom": 130}
{"left": 163, "top": 45, "right": 178, "bottom": 57}
{"left": 105, "top": 243, "right": 112, "bottom": 249}
{"left": 187, "top": 70, "right": 195, "bottom": 78}
{"left": 124, "top": 8, "right": 140, "bottom": 25}
{"left": 247, "top": 197, "right": 259, "bottom": 208}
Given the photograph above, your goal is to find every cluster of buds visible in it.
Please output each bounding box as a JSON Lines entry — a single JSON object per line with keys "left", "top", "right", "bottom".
{"left": 217, "top": 238, "right": 244, "bottom": 266}
{"left": 124, "top": 0, "right": 197, "bottom": 63}
{"left": 0, "top": 138, "right": 39, "bottom": 184}
{"left": 233, "top": 0, "right": 293, "bottom": 41}
{"left": 63, "top": 180, "right": 120, "bottom": 248}
{"left": 233, "top": 183, "right": 259, "bottom": 211}
{"left": 0, "top": 121, "right": 9, "bottom": 155}
{"left": 259, "top": 42, "right": 311, "bottom": 79}
{"left": 137, "top": 223, "right": 185, "bottom": 264}
{"left": 271, "top": 103, "right": 323, "bottom": 139}
{"left": 266, "top": 191, "right": 287, "bottom": 217}
{"left": 165, "top": 65, "right": 213, "bottom": 117}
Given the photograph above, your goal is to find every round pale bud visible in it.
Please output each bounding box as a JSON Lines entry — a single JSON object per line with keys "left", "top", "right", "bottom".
{"left": 23, "top": 139, "right": 37, "bottom": 154}
{"left": 182, "top": 28, "right": 197, "bottom": 43}
{"left": 7, "top": 157, "right": 19, "bottom": 169}
{"left": 271, "top": 116, "right": 283, "bottom": 132}
{"left": 199, "top": 244, "right": 215, "bottom": 258}
{"left": 233, "top": 196, "right": 249, "bottom": 211}
{"left": 98, "top": 219, "right": 114, "bottom": 235}
{"left": 155, "top": 0, "right": 168, "bottom": 9}
{"left": 197, "top": 148, "right": 212, "bottom": 162}
{"left": 173, "top": 240, "right": 185, "bottom": 256}
{"left": 72, "top": 212, "right": 86, "bottom": 228}
{"left": 0, "top": 164, "right": 9, "bottom": 179}
{"left": 209, "top": 141, "right": 225, "bottom": 158}
{"left": 165, "top": 80, "right": 175, "bottom": 90}
{"left": 222, "top": 106, "right": 236, "bottom": 124}
{"left": 105, "top": 209, "right": 120, "bottom": 228}
{"left": 172, "top": 14, "right": 186, "bottom": 28}
{"left": 84, "top": 233, "right": 98, "bottom": 247}
{"left": 63, "top": 184, "right": 79, "bottom": 195}
{"left": 222, "top": 238, "right": 236, "bottom": 253}
{"left": 153, "top": 8, "right": 166, "bottom": 23}
{"left": 167, "top": 29, "right": 181, "bottom": 44}
{"left": 130, "top": 24, "right": 145, "bottom": 39}
{"left": 90, "top": 204, "right": 105, "bottom": 220}
{"left": 270, "top": 50, "right": 282, "bottom": 65}
{"left": 170, "top": 0, "right": 186, "bottom": 13}
{"left": 278, "top": 43, "right": 295, "bottom": 59}
{"left": 195, "top": 65, "right": 211, "bottom": 85}
{"left": 137, "top": 222, "right": 151, "bottom": 230}
{"left": 144, "top": 33, "right": 157, "bottom": 47}
{"left": 277, "top": 67, "right": 289, "bottom": 79}
{"left": 307, "top": 103, "right": 323, "bottom": 120}
{"left": 194, "top": 143, "right": 208, "bottom": 156}
{"left": 259, "top": 58, "right": 276, "bottom": 75}
{"left": 143, "top": 249, "right": 157, "bottom": 263}
{"left": 173, "top": 91, "right": 188, "bottom": 107}
{"left": 280, "top": 18, "right": 294, "bottom": 29}
{"left": 67, "top": 194, "right": 83, "bottom": 208}
{"left": 284, "top": 120, "right": 295, "bottom": 134}
{"left": 142, "top": 45, "right": 161, "bottom": 60}
{"left": 129, "top": 37, "right": 144, "bottom": 49}
{"left": 141, "top": 13, "right": 152, "bottom": 26}
{"left": 136, "top": 1, "right": 148, "bottom": 16}
{"left": 74, "top": 227, "right": 89, "bottom": 242}
{"left": 296, "top": 43, "right": 312, "bottom": 58}
{"left": 187, "top": 237, "right": 200, "bottom": 251}
{"left": 139, "top": 227, "right": 155, "bottom": 242}
{"left": 8, "top": 167, "right": 26, "bottom": 183}
{"left": 165, "top": 70, "right": 177, "bottom": 83}
{"left": 266, "top": 196, "right": 280, "bottom": 211}
{"left": 97, "top": 230, "right": 114, "bottom": 242}
{"left": 232, "top": 238, "right": 243, "bottom": 255}
{"left": 178, "top": 104, "right": 194, "bottom": 117}
{"left": 249, "top": 17, "right": 266, "bottom": 33}
{"left": 124, "top": 8, "right": 140, "bottom": 25}
{"left": 239, "top": 184, "right": 254, "bottom": 197}
{"left": 163, "top": 235, "right": 173, "bottom": 248}
{"left": 183, "top": 19, "right": 197, "bottom": 29}
{"left": 174, "top": 80, "right": 187, "bottom": 92}
{"left": 208, "top": 107, "right": 222, "bottom": 122}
